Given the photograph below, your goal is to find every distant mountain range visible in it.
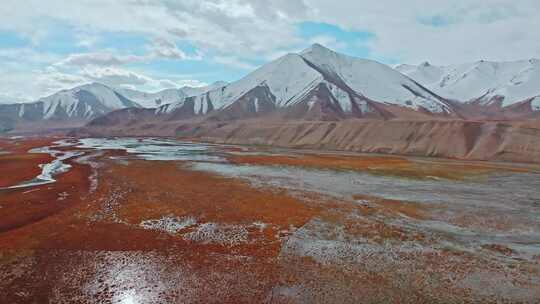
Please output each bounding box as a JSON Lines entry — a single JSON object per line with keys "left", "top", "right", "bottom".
{"left": 150, "top": 43, "right": 455, "bottom": 122}
{"left": 84, "top": 44, "right": 540, "bottom": 131}
{"left": 3, "top": 44, "right": 540, "bottom": 131}
{"left": 0, "top": 81, "right": 228, "bottom": 132}
{"left": 116, "top": 81, "right": 228, "bottom": 108}
{"left": 78, "top": 44, "right": 540, "bottom": 163}
{"left": 396, "top": 59, "right": 540, "bottom": 108}
{"left": 396, "top": 59, "right": 540, "bottom": 119}
{"left": 3, "top": 44, "right": 540, "bottom": 163}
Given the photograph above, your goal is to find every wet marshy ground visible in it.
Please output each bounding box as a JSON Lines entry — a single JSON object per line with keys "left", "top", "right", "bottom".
{"left": 1, "top": 137, "right": 539, "bottom": 303}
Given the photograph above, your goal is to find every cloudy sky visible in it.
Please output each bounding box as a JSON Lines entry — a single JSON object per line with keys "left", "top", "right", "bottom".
{"left": 1, "top": 0, "right": 539, "bottom": 103}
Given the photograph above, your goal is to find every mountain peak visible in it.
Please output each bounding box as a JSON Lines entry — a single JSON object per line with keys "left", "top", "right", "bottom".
{"left": 301, "top": 43, "right": 334, "bottom": 55}
{"left": 85, "top": 82, "right": 110, "bottom": 89}
{"left": 310, "top": 42, "right": 327, "bottom": 49}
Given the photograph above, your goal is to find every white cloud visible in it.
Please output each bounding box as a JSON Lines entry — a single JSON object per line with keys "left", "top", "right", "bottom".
{"left": 2, "top": 0, "right": 538, "bottom": 65}
{"left": 81, "top": 67, "right": 151, "bottom": 86}
{"left": 213, "top": 56, "right": 256, "bottom": 70}
{"left": 56, "top": 52, "right": 146, "bottom": 67}
{"left": 1, "top": 0, "right": 539, "bottom": 102}
{"left": 304, "top": 0, "right": 540, "bottom": 64}
{"left": 148, "top": 38, "right": 202, "bottom": 60}
{"left": 82, "top": 67, "right": 208, "bottom": 91}
{"left": 150, "top": 38, "right": 189, "bottom": 60}
{"left": 0, "top": 0, "right": 310, "bottom": 59}
{"left": 0, "top": 59, "right": 206, "bottom": 102}
{"left": 55, "top": 38, "right": 202, "bottom": 69}
{"left": 75, "top": 32, "right": 100, "bottom": 48}
{"left": 174, "top": 79, "right": 209, "bottom": 88}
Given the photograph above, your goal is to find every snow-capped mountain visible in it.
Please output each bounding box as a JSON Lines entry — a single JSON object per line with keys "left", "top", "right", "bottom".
{"left": 79, "top": 44, "right": 540, "bottom": 164}
{"left": 396, "top": 59, "right": 540, "bottom": 109}
{"left": 117, "top": 81, "right": 228, "bottom": 108}
{"left": 116, "top": 88, "right": 187, "bottom": 108}
{"left": 157, "top": 44, "right": 452, "bottom": 120}
{"left": 6, "top": 44, "right": 540, "bottom": 135}
{"left": 0, "top": 80, "right": 234, "bottom": 132}
{"left": 0, "top": 83, "right": 139, "bottom": 124}
{"left": 180, "top": 81, "right": 228, "bottom": 98}
{"left": 39, "top": 83, "right": 140, "bottom": 119}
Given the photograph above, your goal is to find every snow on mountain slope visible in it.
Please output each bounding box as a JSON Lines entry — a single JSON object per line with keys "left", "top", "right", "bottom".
{"left": 396, "top": 59, "right": 540, "bottom": 108}
{"left": 0, "top": 83, "right": 140, "bottom": 123}
{"left": 215, "top": 53, "right": 323, "bottom": 108}
{"left": 117, "top": 81, "right": 227, "bottom": 108}
{"left": 117, "top": 88, "right": 187, "bottom": 108}
{"left": 159, "top": 44, "right": 451, "bottom": 116}
{"left": 532, "top": 97, "right": 540, "bottom": 111}
{"left": 37, "top": 83, "right": 140, "bottom": 119}
{"left": 119, "top": 82, "right": 229, "bottom": 109}
{"left": 300, "top": 44, "right": 450, "bottom": 113}
{"left": 159, "top": 53, "right": 325, "bottom": 115}
{"left": 180, "top": 81, "right": 228, "bottom": 97}
{"left": 394, "top": 62, "right": 445, "bottom": 88}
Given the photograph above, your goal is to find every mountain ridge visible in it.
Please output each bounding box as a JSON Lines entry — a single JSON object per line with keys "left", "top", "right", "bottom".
{"left": 80, "top": 44, "right": 540, "bottom": 125}
{"left": 75, "top": 44, "right": 540, "bottom": 163}
{"left": 4, "top": 44, "right": 540, "bottom": 132}
{"left": 153, "top": 44, "right": 455, "bottom": 124}
{"left": 396, "top": 58, "right": 540, "bottom": 109}
{"left": 0, "top": 81, "right": 230, "bottom": 132}
{"left": 0, "top": 83, "right": 141, "bottom": 132}
{"left": 4, "top": 43, "right": 540, "bottom": 164}
{"left": 117, "top": 81, "right": 229, "bottom": 108}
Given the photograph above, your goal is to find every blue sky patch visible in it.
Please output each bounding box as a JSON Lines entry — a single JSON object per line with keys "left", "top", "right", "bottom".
{"left": 0, "top": 31, "right": 29, "bottom": 49}
{"left": 297, "top": 21, "right": 375, "bottom": 58}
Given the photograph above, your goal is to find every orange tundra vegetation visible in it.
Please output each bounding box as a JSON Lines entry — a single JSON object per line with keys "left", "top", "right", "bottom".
{"left": 1, "top": 138, "right": 539, "bottom": 303}
{"left": 0, "top": 138, "right": 56, "bottom": 187}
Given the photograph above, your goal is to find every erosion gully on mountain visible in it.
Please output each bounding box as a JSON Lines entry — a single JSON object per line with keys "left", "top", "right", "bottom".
{"left": 1, "top": 136, "right": 539, "bottom": 303}
{"left": 73, "top": 45, "right": 540, "bottom": 165}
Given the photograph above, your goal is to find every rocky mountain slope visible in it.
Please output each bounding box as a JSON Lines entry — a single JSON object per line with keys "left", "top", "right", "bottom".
{"left": 0, "top": 83, "right": 141, "bottom": 132}
{"left": 116, "top": 88, "right": 187, "bottom": 109}
{"left": 396, "top": 59, "right": 540, "bottom": 118}
{"left": 155, "top": 44, "right": 453, "bottom": 121}
{"left": 93, "top": 46, "right": 540, "bottom": 124}
{"left": 79, "top": 116, "right": 540, "bottom": 163}
{"left": 179, "top": 81, "right": 229, "bottom": 98}
{"left": 79, "top": 44, "right": 540, "bottom": 163}
{"left": 0, "top": 81, "right": 230, "bottom": 133}
{"left": 117, "top": 81, "right": 228, "bottom": 108}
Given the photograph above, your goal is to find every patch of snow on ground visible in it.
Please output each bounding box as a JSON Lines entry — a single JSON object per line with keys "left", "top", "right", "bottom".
{"left": 280, "top": 218, "right": 429, "bottom": 268}
{"left": 184, "top": 223, "right": 249, "bottom": 246}
{"left": 140, "top": 216, "right": 197, "bottom": 234}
